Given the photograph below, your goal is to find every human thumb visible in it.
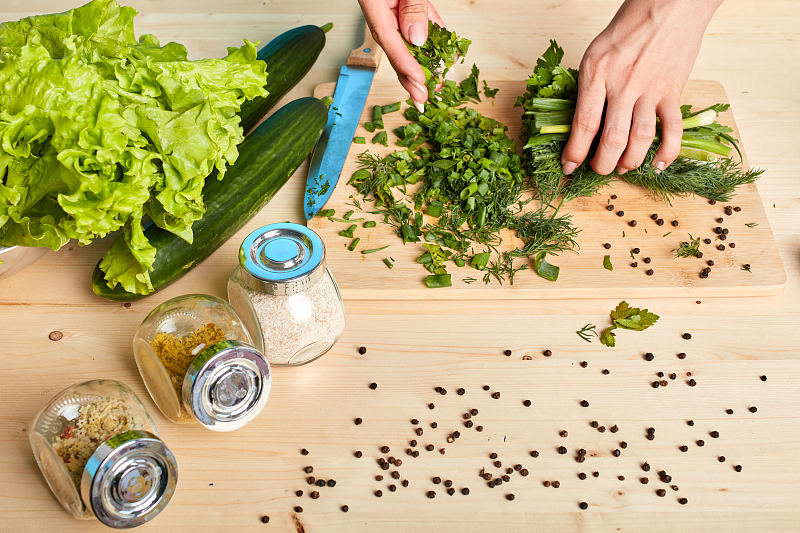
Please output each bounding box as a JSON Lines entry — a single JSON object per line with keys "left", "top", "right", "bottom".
{"left": 398, "top": 0, "right": 429, "bottom": 46}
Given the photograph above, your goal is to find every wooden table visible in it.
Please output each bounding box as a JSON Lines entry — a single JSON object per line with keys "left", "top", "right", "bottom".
{"left": 1, "top": 1, "right": 798, "bottom": 531}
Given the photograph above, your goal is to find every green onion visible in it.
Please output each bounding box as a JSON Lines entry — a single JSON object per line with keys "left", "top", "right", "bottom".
{"left": 339, "top": 224, "right": 356, "bottom": 238}
{"left": 329, "top": 217, "right": 364, "bottom": 223}
{"left": 372, "top": 105, "right": 384, "bottom": 129}
{"left": 678, "top": 147, "right": 719, "bottom": 162}
{"left": 425, "top": 274, "right": 452, "bottom": 288}
{"left": 383, "top": 257, "right": 394, "bottom": 268}
{"left": 534, "top": 252, "right": 559, "bottom": 282}
{"left": 603, "top": 254, "right": 613, "bottom": 271}
{"left": 343, "top": 210, "right": 354, "bottom": 220}
{"left": 381, "top": 102, "right": 402, "bottom": 114}
{"left": 317, "top": 209, "right": 335, "bottom": 217}
{"left": 362, "top": 245, "right": 390, "bottom": 254}
{"left": 682, "top": 109, "right": 717, "bottom": 130}
{"left": 348, "top": 238, "right": 360, "bottom": 251}
{"left": 372, "top": 131, "right": 388, "bottom": 146}
{"left": 680, "top": 138, "right": 732, "bottom": 157}
{"left": 353, "top": 136, "right": 366, "bottom": 144}
{"left": 539, "top": 124, "right": 571, "bottom": 134}
{"left": 364, "top": 121, "right": 376, "bottom": 132}
{"left": 745, "top": 222, "right": 758, "bottom": 228}
{"left": 470, "top": 252, "right": 490, "bottom": 271}
{"left": 363, "top": 221, "right": 377, "bottom": 228}
{"left": 523, "top": 97, "right": 574, "bottom": 111}
{"left": 454, "top": 257, "right": 466, "bottom": 267}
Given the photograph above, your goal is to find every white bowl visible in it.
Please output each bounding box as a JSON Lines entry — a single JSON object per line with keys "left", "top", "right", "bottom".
{"left": 0, "top": 245, "right": 48, "bottom": 280}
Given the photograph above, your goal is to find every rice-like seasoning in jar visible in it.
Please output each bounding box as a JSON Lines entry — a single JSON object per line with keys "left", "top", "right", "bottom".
{"left": 30, "top": 380, "right": 177, "bottom": 527}
{"left": 228, "top": 223, "right": 345, "bottom": 365}
{"left": 134, "top": 294, "right": 271, "bottom": 430}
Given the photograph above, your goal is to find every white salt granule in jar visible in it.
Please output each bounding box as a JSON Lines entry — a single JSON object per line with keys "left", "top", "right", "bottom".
{"left": 228, "top": 223, "right": 346, "bottom": 365}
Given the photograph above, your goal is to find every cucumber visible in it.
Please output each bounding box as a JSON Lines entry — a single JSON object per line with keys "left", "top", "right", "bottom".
{"left": 239, "top": 23, "right": 332, "bottom": 133}
{"left": 92, "top": 97, "right": 329, "bottom": 302}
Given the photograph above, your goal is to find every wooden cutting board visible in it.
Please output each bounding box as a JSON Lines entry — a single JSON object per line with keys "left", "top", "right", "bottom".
{"left": 310, "top": 80, "right": 784, "bottom": 300}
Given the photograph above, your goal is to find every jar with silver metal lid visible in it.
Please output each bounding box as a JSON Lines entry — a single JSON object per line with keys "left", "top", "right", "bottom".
{"left": 133, "top": 294, "right": 271, "bottom": 430}
{"left": 29, "top": 380, "right": 177, "bottom": 528}
{"left": 227, "top": 222, "right": 346, "bottom": 366}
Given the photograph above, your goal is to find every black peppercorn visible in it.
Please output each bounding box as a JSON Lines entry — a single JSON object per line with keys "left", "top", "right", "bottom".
{"left": 631, "top": 262, "right": 638, "bottom": 268}
{"left": 580, "top": 361, "right": 588, "bottom": 368}
{"left": 612, "top": 449, "right": 621, "bottom": 457}
{"left": 316, "top": 479, "right": 326, "bottom": 487}
{"left": 482, "top": 385, "right": 490, "bottom": 391}
{"left": 640, "top": 477, "right": 649, "bottom": 484}
{"left": 358, "top": 346, "right": 367, "bottom": 355}
{"left": 611, "top": 194, "right": 618, "bottom": 199}
{"left": 669, "top": 373, "right": 677, "bottom": 380}
{"left": 734, "top": 465, "right": 743, "bottom": 472}
{"left": 677, "top": 352, "right": 686, "bottom": 359}
{"left": 643, "top": 256, "right": 651, "bottom": 264}
{"left": 530, "top": 450, "right": 539, "bottom": 457}
{"left": 559, "top": 430, "right": 568, "bottom": 437}
{"left": 402, "top": 479, "right": 410, "bottom": 487}
{"left": 686, "top": 419, "right": 694, "bottom": 426}
{"left": 296, "top": 490, "right": 303, "bottom": 497}
{"left": 629, "top": 220, "right": 637, "bottom": 227}
{"left": 651, "top": 381, "right": 660, "bottom": 389}
{"left": 606, "top": 204, "right": 615, "bottom": 211}
{"left": 671, "top": 220, "right": 679, "bottom": 227}
{"left": 520, "top": 469, "right": 529, "bottom": 476}
{"left": 491, "top": 392, "right": 501, "bottom": 399}
{"left": 294, "top": 506, "right": 303, "bottom": 513}
{"left": 341, "top": 505, "right": 349, "bottom": 512}
{"left": 710, "top": 430, "right": 720, "bottom": 438}
{"left": 428, "top": 403, "right": 435, "bottom": 410}
{"left": 617, "top": 210, "right": 624, "bottom": 217}
{"left": 369, "top": 382, "right": 377, "bottom": 390}
{"left": 590, "top": 421, "right": 599, "bottom": 428}
{"left": 310, "top": 491, "right": 319, "bottom": 499}
{"left": 619, "top": 440, "right": 627, "bottom": 448}
{"left": 683, "top": 333, "right": 692, "bottom": 340}
{"left": 461, "top": 487, "right": 470, "bottom": 495}
{"left": 602, "top": 369, "right": 610, "bottom": 374}
{"left": 543, "top": 349, "right": 552, "bottom": 357}
{"left": 642, "top": 462, "right": 651, "bottom": 472}
{"left": 760, "top": 375, "right": 767, "bottom": 381}
{"left": 426, "top": 444, "right": 434, "bottom": 451}
{"left": 718, "top": 244, "right": 726, "bottom": 250}
{"left": 523, "top": 399, "right": 532, "bottom": 407}
{"left": 679, "top": 445, "right": 688, "bottom": 452}
{"left": 430, "top": 422, "right": 438, "bottom": 428}
{"left": 579, "top": 501, "right": 588, "bottom": 510}
{"left": 354, "top": 418, "right": 362, "bottom": 425}
{"left": 718, "top": 456, "right": 726, "bottom": 463}
{"left": 506, "top": 493, "right": 515, "bottom": 501}
{"left": 557, "top": 446, "right": 567, "bottom": 454}
{"left": 688, "top": 379, "right": 697, "bottom": 386}
{"left": 598, "top": 425, "right": 606, "bottom": 432}
{"left": 656, "top": 218, "right": 664, "bottom": 226}
{"left": 301, "top": 448, "right": 309, "bottom": 455}
{"left": 749, "top": 406, "right": 758, "bottom": 413}
{"left": 646, "top": 269, "right": 654, "bottom": 276}
{"left": 503, "top": 349, "right": 512, "bottom": 356}
{"left": 656, "top": 489, "right": 666, "bottom": 497}
{"left": 644, "top": 352, "right": 654, "bottom": 361}
{"left": 580, "top": 400, "right": 589, "bottom": 407}
{"left": 471, "top": 408, "right": 479, "bottom": 416}
{"left": 304, "top": 466, "right": 313, "bottom": 474}
{"left": 696, "top": 439, "right": 705, "bottom": 447}
{"left": 426, "top": 490, "right": 436, "bottom": 499}
{"left": 704, "top": 238, "right": 711, "bottom": 244}
{"left": 260, "top": 516, "right": 270, "bottom": 524}
{"left": 603, "top": 242, "right": 611, "bottom": 249}
{"left": 432, "top": 476, "right": 441, "bottom": 484}
{"left": 457, "top": 388, "right": 465, "bottom": 395}
{"left": 374, "top": 490, "right": 382, "bottom": 497}
{"left": 494, "top": 460, "right": 502, "bottom": 468}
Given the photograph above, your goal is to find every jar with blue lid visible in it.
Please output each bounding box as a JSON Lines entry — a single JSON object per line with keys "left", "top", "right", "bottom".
{"left": 227, "top": 223, "right": 345, "bottom": 365}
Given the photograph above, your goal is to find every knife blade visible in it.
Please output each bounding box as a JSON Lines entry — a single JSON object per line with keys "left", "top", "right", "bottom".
{"left": 304, "top": 23, "right": 383, "bottom": 220}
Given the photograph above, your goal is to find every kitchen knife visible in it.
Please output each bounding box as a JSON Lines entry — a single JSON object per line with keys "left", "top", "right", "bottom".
{"left": 304, "top": 22, "right": 383, "bottom": 220}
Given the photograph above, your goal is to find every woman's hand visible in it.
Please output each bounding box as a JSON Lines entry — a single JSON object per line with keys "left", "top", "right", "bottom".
{"left": 358, "top": 0, "right": 443, "bottom": 111}
{"left": 561, "top": 0, "right": 723, "bottom": 176}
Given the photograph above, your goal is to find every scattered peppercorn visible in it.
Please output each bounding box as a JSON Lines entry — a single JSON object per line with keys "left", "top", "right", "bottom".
{"left": 543, "top": 349, "right": 552, "bottom": 357}
{"left": 629, "top": 220, "right": 637, "bottom": 227}
{"left": 603, "top": 243, "right": 611, "bottom": 249}
{"left": 760, "top": 375, "right": 767, "bottom": 381}
{"left": 559, "top": 430, "right": 568, "bottom": 437}
{"left": 369, "top": 382, "right": 377, "bottom": 390}
{"left": 602, "top": 369, "right": 610, "bottom": 375}
{"left": 677, "top": 352, "right": 687, "bottom": 359}
{"left": 530, "top": 450, "right": 539, "bottom": 457}
{"left": 491, "top": 392, "right": 501, "bottom": 399}
{"left": 523, "top": 399, "right": 532, "bottom": 407}
{"left": 646, "top": 269, "right": 654, "bottom": 276}
{"left": 294, "top": 506, "right": 303, "bottom": 513}
{"left": 688, "top": 379, "right": 697, "bottom": 386}
{"left": 354, "top": 418, "right": 362, "bottom": 425}
{"left": 557, "top": 446, "right": 567, "bottom": 454}
{"left": 644, "top": 352, "right": 654, "bottom": 361}
{"left": 749, "top": 406, "right": 758, "bottom": 413}
{"left": 656, "top": 489, "right": 666, "bottom": 497}
{"left": 687, "top": 420, "right": 694, "bottom": 426}
{"left": 301, "top": 448, "right": 309, "bottom": 455}
{"left": 310, "top": 491, "right": 319, "bottom": 499}
{"left": 580, "top": 361, "right": 588, "bottom": 368}
{"left": 616, "top": 210, "right": 624, "bottom": 217}
{"left": 579, "top": 501, "right": 588, "bottom": 510}
{"left": 734, "top": 465, "right": 742, "bottom": 472}
{"left": 457, "top": 388, "right": 465, "bottom": 395}
{"left": 696, "top": 440, "right": 705, "bottom": 447}
{"left": 260, "top": 515, "right": 270, "bottom": 524}
{"left": 710, "top": 430, "right": 720, "bottom": 438}
{"left": 426, "top": 491, "right": 436, "bottom": 499}
{"left": 631, "top": 262, "right": 638, "bottom": 268}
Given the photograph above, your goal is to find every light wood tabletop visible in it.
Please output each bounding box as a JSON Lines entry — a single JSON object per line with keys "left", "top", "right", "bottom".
{"left": 0, "top": 1, "right": 798, "bottom": 532}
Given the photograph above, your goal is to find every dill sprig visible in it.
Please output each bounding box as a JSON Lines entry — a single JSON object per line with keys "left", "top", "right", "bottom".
{"left": 674, "top": 234, "right": 702, "bottom": 258}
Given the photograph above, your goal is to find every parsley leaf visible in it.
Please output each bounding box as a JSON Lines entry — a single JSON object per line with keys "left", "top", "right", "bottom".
{"left": 600, "top": 301, "right": 660, "bottom": 347}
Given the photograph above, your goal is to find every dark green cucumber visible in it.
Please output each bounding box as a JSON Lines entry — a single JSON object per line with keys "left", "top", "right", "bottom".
{"left": 239, "top": 23, "right": 332, "bottom": 133}
{"left": 92, "top": 97, "right": 329, "bottom": 301}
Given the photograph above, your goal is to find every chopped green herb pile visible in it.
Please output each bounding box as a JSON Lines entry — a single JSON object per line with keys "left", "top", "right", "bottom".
{"left": 405, "top": 22, "right": 471, "bottom": 94}
{"left": 599, "top": 301, "right": 660, "bottom": 348}
{"left": 674, "top": 234, "right": 702, "bottom": 258}
{"left": 517, "top": 41, "right": 763, "bottom": 205}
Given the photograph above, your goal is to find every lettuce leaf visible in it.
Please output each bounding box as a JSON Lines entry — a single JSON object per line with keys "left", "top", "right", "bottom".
{"left": 0, "top": 0, "right": 267, "bottom": 293}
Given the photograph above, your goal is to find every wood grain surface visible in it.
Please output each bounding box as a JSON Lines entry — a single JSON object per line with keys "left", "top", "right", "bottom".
{"left": 309, "top": 79, "right": 785, "bottom": 299}
{"left": 1, "top": 1, "right": 799, "bottom": 532}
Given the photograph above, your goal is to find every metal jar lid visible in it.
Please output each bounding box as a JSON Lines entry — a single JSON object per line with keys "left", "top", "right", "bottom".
{"left": 81, "top": 430, "right": 177, "bottom": 529}
{"left": 181, "top": 340, "right": 271, "bottom": 431}
{"left": 239, "top": 222, "right": 326, "bottom": 296}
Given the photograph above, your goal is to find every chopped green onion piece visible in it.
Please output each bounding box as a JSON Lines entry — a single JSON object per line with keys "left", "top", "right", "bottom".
{"left": 425, "top": 274, "right": 452, "bottom": 288}
{"left": 381, "top": 102, "right": 402, "bottom": 114}
{"left": 682, "top": 109, "right": 717, "bottom": 130}
{"left": 317, "top": 209, "right": 335, "bottom": 218}
{"left": 383, "top": 258, "right": 394, "bottom": 269}
{"left": 539, "top": 124, "right": 571, "bottom": 134}
{"left": 372, "top": 130, "right": 388, "bottom": 146}
{"left": 372, "top": 105, "right": 384, "bottom": 129}
{"left": 348, "top": 238, "right": 360, "bottom": 251}
{"left": 603, "top": 254, "right": 613, "bottom": 271}
{"left": 353, "top": 136, "right": 366, "bottom": 144}
{"left": 339, "top": 224, "right": 357, "bottom": 238}
{"left": 470, "top": 252, "right": 490, "bottom": 271}
{"left": 364, "top": 121, "right": 376, "bottom": 132}
{"left": 329, "top": 217, "right": 364, "bottom": 223}
{"left": 363, "top": 221, "right": 377, "bottom": 228}
{"left": 361, "top": 245, "right": 390, "bottom": 254}
{"left": 745, "top": 222, "right": 758, "bottom": 228}
{"left": 454, "top": 257, "right": 466, "bottom": 267}
{"left": 343, "top": 210, "right": 354, "bottom": 220}
{"left": 534, "top": 252, "right": 559, "bottom": 282}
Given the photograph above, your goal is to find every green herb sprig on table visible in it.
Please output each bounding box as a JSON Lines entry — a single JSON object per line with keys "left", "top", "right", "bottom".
{"left": 674, "top": 234, "right": 702, "bottom": 258}
{"left": 600, "top": 301, "right": 660, "bottom": 348}
{"left": 517, "top": 41, "right": 763, "bottom": 205}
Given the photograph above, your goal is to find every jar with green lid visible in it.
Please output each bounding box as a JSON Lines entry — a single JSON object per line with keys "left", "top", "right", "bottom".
{"left": 133, "top": 294, "right": 271, "bottom": 430}
{"left": 227, "top": 223, "right": 346, "bottom": 366}
{"left": 30, "top": 379, "right": 178, "bottom": 528}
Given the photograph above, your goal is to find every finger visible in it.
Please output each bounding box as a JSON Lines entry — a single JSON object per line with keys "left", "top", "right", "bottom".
{"left": 359, "top": 0, "right": 428, "bottom": 106}
{"left": 616, "top": 98, "right": 656, "bottom": 174}
{"left": 653, "top": 98, "right": 683, "bottom": 172}
{"left": 561, "top": 69, "right": 605, "bottom": 175}
{"left": 398, "top": 0, "right": 429, "bottom": 46}
{"left": 427, "top": 2, "right": 445, "bottom": 26}
{"left": 590, "top": 93, "right": 635, "bottom": 175}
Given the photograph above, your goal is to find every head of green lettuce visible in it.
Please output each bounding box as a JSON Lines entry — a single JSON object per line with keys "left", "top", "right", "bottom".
{"left": 0, "top": 0, "right": 267, "bottom": 294}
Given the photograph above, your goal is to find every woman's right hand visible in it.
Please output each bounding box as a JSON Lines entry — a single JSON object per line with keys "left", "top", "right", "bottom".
{"left": 357, "top": 0, "right": 443, "bottom": 112}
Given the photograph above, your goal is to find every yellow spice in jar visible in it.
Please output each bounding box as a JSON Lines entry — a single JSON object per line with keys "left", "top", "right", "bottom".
{"left": 150, "top": 323, "right": 227, "bottom": 398}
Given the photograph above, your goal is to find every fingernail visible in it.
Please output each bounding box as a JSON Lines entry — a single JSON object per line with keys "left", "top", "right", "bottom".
{"left": 654, "top": 160, "right": 666, "bottom": 174}
{"left": 408, "top": 77, "right": 427, "bottom": 96}
{"left": 615, "top": 166, "right": 628, "bottom": 175}
{"left": 561, "top": 161, "right": 577, "bottom": 175}
{"left": 408, "top": 22, "right": 426, "bottom": 46}
{"left": 414, "top": 100, "right": 425, "bottom": 114}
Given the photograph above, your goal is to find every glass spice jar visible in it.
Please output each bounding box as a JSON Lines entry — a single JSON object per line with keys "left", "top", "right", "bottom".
{"left": 29, "top": 380, "right": 177, "bottom": 528}
{"left": 227, "top": 223, "right": 346, "bottom": 366}
{"left": 133, "top": 294, "right": 271, "bottom": 430}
